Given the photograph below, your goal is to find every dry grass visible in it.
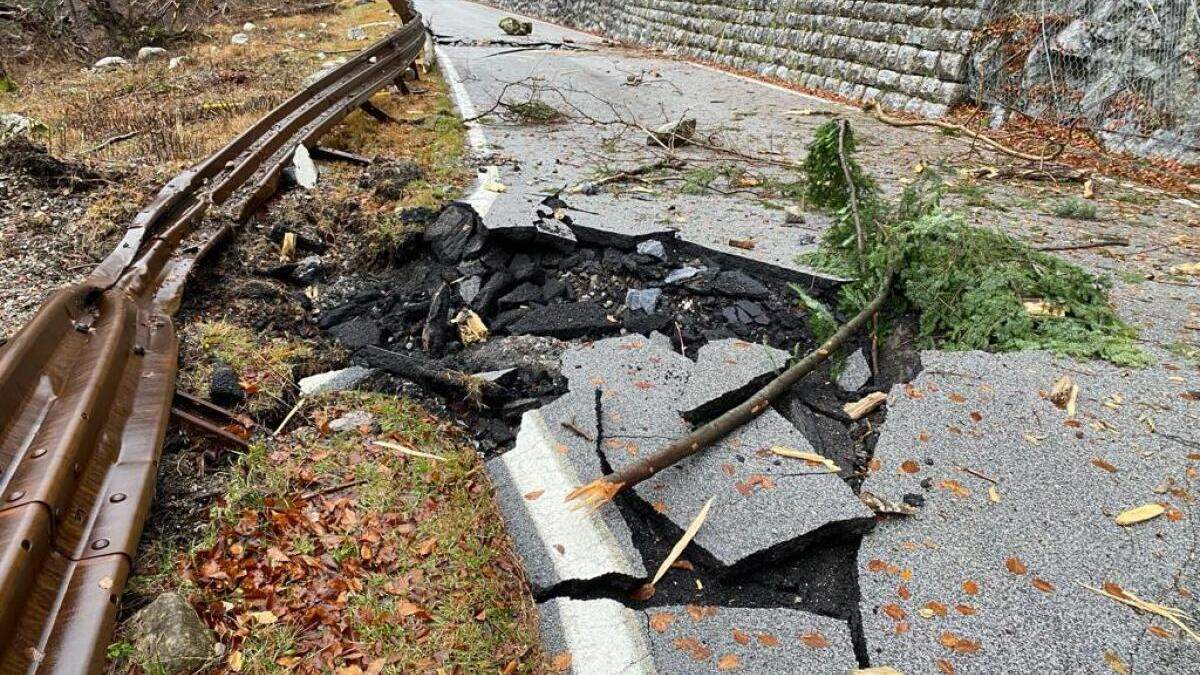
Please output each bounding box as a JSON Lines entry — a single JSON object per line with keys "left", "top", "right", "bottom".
{"left": 0, "top": 2, "right": 410, "bottom": 176}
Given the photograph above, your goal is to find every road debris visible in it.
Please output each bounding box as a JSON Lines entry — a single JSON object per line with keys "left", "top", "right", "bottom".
{"left": 844, "top": 391, "right": 887, "bottom": 420}
{"left": 499, "top": 17, "right": 533, "bottom": 35}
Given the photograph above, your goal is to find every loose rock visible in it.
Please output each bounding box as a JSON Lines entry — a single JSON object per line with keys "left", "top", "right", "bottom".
{"left": 128, "top": 593, "right": 217, "bottom": 674}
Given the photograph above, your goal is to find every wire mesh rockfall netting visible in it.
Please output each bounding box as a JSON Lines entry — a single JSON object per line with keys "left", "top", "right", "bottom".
{"left": 968, "top": 0, "right": 1200, "bottom": 165}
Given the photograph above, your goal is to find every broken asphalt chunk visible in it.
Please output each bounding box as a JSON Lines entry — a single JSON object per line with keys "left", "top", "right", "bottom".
{"left": 678, "top": 339, "right": 789, "bottom": 424}
{"left": 537, "top": 598, "right": 857, "bottom": 673}
{"left": 604, "top": 410, "right": 874, "bottom": 572}
{"left": 425, "top": 202, "right": 488, "bottom": 264}
{"left": 486, "top": 394, "right": 646, "bottom": 595}
{"left": 508, "top": 302, "right": 621, "bottom": 340}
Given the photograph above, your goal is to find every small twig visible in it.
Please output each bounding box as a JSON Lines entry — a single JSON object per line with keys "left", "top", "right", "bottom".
{"left": 301, "top": 478, "right": 368, "bottom": 501}
{"left": 274, "top": 397, "right": 305, "bottom": 436}
{"left": 84, "top": 130, "right": 142, "bottom": 154}
{"left": 958, "top": 466, "right": 999, "bottom": 484}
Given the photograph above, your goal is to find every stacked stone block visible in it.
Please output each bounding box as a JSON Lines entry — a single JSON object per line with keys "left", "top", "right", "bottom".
{"left": 484, "top": 0, "right": 986, "bottom": 118}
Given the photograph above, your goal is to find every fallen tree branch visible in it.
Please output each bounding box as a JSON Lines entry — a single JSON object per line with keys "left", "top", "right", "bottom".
{"left": 968, "top": 164, "right": 1091, "bottom": 182}
{"left": 1037, "top": 237, "right": 1130, "bottom": 252}
{"left": 361, "top": 346, "right": 508, "bottom": 408}
{"left": 864, "top": 101, "right": 1063, "bottom": 163}
{"left": 567, "top": 272, "right": 895, "bottom": 510}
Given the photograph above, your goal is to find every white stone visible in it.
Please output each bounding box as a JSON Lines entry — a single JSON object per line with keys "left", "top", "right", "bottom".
{"left": 230, "top": 33, "right": 250, "bottom": 45}
{"left": 92, "top": 56, "right": 129, "bottom": 71}
{"left": 168, "top": 56, "right": 187, "bottom": 70}
{"left": 137, "top": 47, "right": 168, "bottom": 61}
{"left": 329, "top": 410, "right": 374, "bottom": 433}
{"left": 346, "top": 26, "right": 368, "bottom": 41}
{"left": 292, "top": 145, "right": 318, "bottom": 189}
{"left": 242, "top": 22, "right": 256, "bottom": 31}
{"left": 298, "top": 366, "right": 373, "bottom": 396}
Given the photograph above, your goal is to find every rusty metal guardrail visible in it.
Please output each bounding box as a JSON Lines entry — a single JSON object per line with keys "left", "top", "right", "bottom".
{"left": 0, "top": 9, "right": 424, "bottom": 671}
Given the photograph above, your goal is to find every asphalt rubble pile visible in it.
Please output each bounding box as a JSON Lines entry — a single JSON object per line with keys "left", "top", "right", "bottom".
{"left": 297, "top": 197, "right": 928, "bottom": 669}
{"left": 311, "top": 198, "right": 827, "bottom": 449}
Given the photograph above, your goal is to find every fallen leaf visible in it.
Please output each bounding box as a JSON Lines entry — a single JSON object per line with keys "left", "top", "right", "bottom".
{"left": 1115, "top": 503, "right": 1165, "bottom": 526}
{"left": 988, "top": 486, "right": 1001, "bottom": 503}
{"left": 901, "top": 460, "right": 921, "bottom": 474}
{"left": 1032, "top": 578, "right": 1055, "bottom": 593}
{"left": 523, "top": 489, "right": 545, "bottom": 500}
{"left": 955, "top": 603, "right": 977, "bottom": 616}
{"left": 1091, "top": 458, "right": 1118, "bottom": 473}
{"left": 1006, "top": 557, "right": 1028, "bottom": 575}
{"left": 650, "top": 612, "right": 675, "bottom": 633}
{"left": 1149, "top": 625, "right": 1174, "bottom": 639}
{"left": 550, "top": 651, "right": 572, "bottom": 672}
{"left": 868, "top": 559, "right": 887, "bottom": 572}
{"left": 1105, "top": 650, "right": 1131, "bottom": 675}
{"left": 1103, "top": 581, "right": 1129, "bottom": 600}
{"left": 757, "top": 632, "right": 780, "bottom": 647}
{"left": 728, "top": 237, "right": 756, "bottom": 250}
{"left": 629, "top": 583, "right": 656, "bottom": 601}
{"left": 922, "top": 601, "right": 949, "bottom": 617}
{"left": 882, "top": 603, "right": 907, "bottom": 621}
{"left": 229, "top": 651, "right": 244, "bottom": 672}
{"left": 800, "top": 632, "right": 829, "bottom": 648}
{"left": 248, "top": 610, "right": 278, "bottom": 625}
{"left": 962, "top": 580, "right": 980, "bottom": 595}
{"left": 416, "top": 537, "right": 438, "bottom": 556}
{"left": 650, "top": 497, "right": 714, "bottom": 586}
{"left": 717, "top": 653, "right": 740, "bottom": 670}
{"left": 937, "top": 659, "right": 955, "bottom": 674}
{"left": 732, "top": 628, "right": 750, "bottom": 645}
{"left": 674, "top": 637, "right": 712, "bottom": 662}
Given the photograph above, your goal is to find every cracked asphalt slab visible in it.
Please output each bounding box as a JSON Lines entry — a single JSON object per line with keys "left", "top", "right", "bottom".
{"left": 859, "top": 349, "right": 1199, "bottom": 674}
{"left": 420, "top": 1, "right": 1200, "bottom": 671}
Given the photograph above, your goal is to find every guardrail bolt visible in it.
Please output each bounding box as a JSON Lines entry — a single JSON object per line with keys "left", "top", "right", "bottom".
{"left": 7, "top": 491, "right": 25, "bottom": 501}
{"left": 91, "top": 539, "right": 110, "bottom": 551}
{"left": 110, "top": 493, "right": 127, "bottom": 503}
{"left": 133, "top": 344, "right": 146, "bottom": 356}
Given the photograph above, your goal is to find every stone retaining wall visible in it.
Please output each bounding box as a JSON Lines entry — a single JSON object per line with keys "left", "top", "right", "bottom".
{"left": 483, "top": 0, "right": 986, "bottom": 117}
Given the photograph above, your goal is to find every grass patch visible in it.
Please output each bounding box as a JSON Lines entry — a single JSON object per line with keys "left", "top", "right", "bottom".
{"left": 947, "top": 180, "right": 1001, "bottom": 209}
{"left": 1167, "top": 341, "right": 1200, "bottom": 366}
{"left": 180, "top": 321, "right": 314, "bottom": 412}
{"left": 1116, "top": 269, "right": 1149, "bottom": 284}
{"left": 1052, "top": 197, "right": 1099, "bottom": 220}
{"left": 802, "top": 120, "right": 1147, "bottom": 367}
{"left": 181, "top": 393, "right": 542, "bottom": 672}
